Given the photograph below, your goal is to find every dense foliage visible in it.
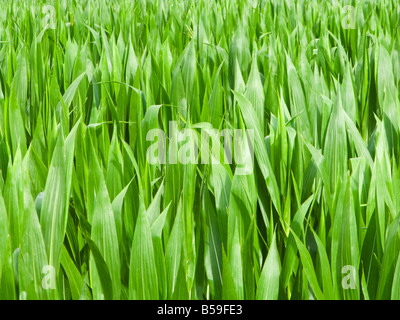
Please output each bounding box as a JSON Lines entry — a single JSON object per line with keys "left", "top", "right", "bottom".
{"left": 0, "top": 0, "right": 400, "bottom": 300}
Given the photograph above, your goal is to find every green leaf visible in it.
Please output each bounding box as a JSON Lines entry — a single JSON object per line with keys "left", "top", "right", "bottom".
{"left": 60, "top": 246, "right": 84, "bottom": 300}
{"left": 256, "top": 231, "right": 280, "bottom": 300}
{"left": 129, "top": 196, "right": 159, "bottom": 299}
{"left": 291, "top": 230, "right": 325, "bottom": 300}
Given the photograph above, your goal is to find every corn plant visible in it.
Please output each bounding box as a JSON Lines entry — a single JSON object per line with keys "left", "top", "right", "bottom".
{"left": 0, "top": 0, "right": 400, "bottom": 300}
